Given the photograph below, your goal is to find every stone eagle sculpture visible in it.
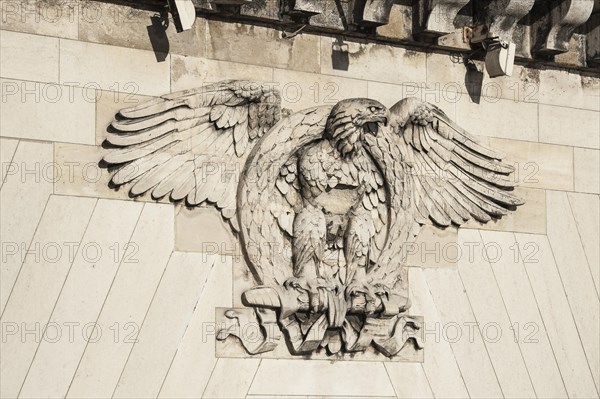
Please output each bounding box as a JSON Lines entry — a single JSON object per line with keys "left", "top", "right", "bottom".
{"left": 103, "top": 80, "right": 523, "bottom": 358}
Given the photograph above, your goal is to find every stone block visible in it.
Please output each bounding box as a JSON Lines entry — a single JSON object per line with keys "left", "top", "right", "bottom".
{"left": 408, "top": 267, "right": 470, "bottom": 398}
{"left": 481, "top": 230, "right": 567, "bottom": 398}
{"left": 171, "top": 54, "right": 274, "bottom": 92}
{"left": 426, "top": 52, "right": 541, "bottom": 103}
{"left": 457, "top": 229, "right": 536, "bottom": 398}
{"left": 0, "top": 137, "right": 19, "bottom": 188}
{"left": 156, "top": 254, "right": 233, "bottom": 398}
{"left": 0, "top": 0, "right": 79, "bottom": 39}
{"left": 539, "top": 104, "right": 600, "bottom": 149}
{"left": 201, "top": 358, "right": 260, "bottom": 398}
{"left": 518, "top": 233, "right": 599, "bottom": 398}
{"left": 174, "top": 205, "right": 238, "bottom": 255}
{"left": 407, "top": 225, "right": 459, "bottom": 268}
{"left": 67, "top": 203, "right": 174, "bottom": 399}
{"left": 206, "top": 20, "right": 320, "bottom": 73}
{"left": 113, "top": 252, "right": 223, "bottom": 398}
{"left": 455, "top": 96, "right": 538, "bottom": 142}
{"left": 538, "top": 69, "right": 600, "bottom": 111}
{"left": 488, "top": 138, "right": 574, "bottom": 191}
{"left": 0, "top": 78, "right": 95, "bottom": 144}
{"left": 0, "top": 195, "right": 97, "bottom": 399}
{"left": 59, "top": 39, "right": 170, "bottom": 96}
{"left": 546, "top": 190, "right": 600, "bottom": 391}
{"left": 567, "top": 192, "right": 600, "bottom": 294}
{"left": 247, "top": 359, "right": 397, "bottom": 397}
{"left": 464, "top": 187, "right": 546, "bottom": 235}
{"left": 272, "top": 68, "right": 368, "bottom": 111}
{"left": 19, "top": 199, "right": 144, "bottom": 399}
{"left": 320, "top": 37, "right": 427, "bottom": 86}
{"left": 0, "top": 140, "right": 54, "bottom": 312}
{"left": 78, "top": 0, "right": 207, "bottom": 58}
{"left": 0, "top": 30, "right": 59, "bottom": 83}
{"left": 574, "top": 147, "right": 600, "bottom": 194}
{"left": 53, "top": 143, "right": 171, "bottom": 204}
{"left": 423, "top": 266, "right": 504, "bottom": 398}
{"left": 368, "top": 81, "right": 457, "bottom": 119}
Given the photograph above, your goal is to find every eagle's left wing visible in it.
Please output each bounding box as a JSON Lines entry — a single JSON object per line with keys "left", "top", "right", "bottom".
{"left": 364, "top": 97, "right": 523, "bottom": 288}
{"left": 389, "top": 97, "right": 523, "bottom": 227}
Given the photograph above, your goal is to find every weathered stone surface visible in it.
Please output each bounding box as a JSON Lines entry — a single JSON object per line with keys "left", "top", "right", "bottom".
{"left": 0, "top": 137, "right": 19, "bottom": 188}
{"left": 113, "top": 253, "right": 229, "bottom": 398}
{"left": 59, "top": 39, "right": 170, "bottom": 96}
{"left": 156, "top": 255, "right": 233, "bottom": 398}
{"left": 574, "top": 147, "right": 600, "bottom": 193}
{"left": 175, "top": 205, "right": 238, "bottom": 254}
{"left": 376, "top": 3, "right": 412, "bottom": 39}
{"left": 546, "top": 190, "right": 600, "bottom": 392}
{"left": 538, "top": 69, "right": 600, "bottom": 111}
{"left": 0, "top": 30, "right": 59, "bottom": 83}
{"left": 247, "top": 359, "right": 397, "bottom": 397}
{"left": 464, "top": 187, "right": 546, "bottom": 234}
{"left": 0, "top": 78, "right": 95, "bottom": 144}
{"left": 0, "top": 141, "right": 54, "bottom": 312}
{"left": 171, "top": 54, "right": 273, "bottom": 92}
{"left": 320, "top": 37, "right": 427, "bottom": 86}
{"left": 406, "top": 225, "right": 459, "bottom": 268}
{"left": 539, "top": 104, "right": 600, "bottom": 149}
{"left": 530, "top": 0, "right": 594, "bottom": 55}
{"left": 273, "top": 68, "right": 368, "bottom": 110}
{"left": 67, "top": 203, "right": 174, "bottom": 399}
{"left": 0, "top": 0, "right": 79, "bottom": 39}
{"left": 481, "top": 230, "right": 568, "bottom": 398}
{"left": 488, "top": 138, "right": 575, "bottom": 191}
{"left": 201, "top": 358, "right": 260, "bottom": 398}
{"left": 19, "top": 199, "right": 143, "bottom": 399}
{"left": 519, "top": 232, "right": 598, "bottom": 397}
{"left": 408, "top": 267, "right": 470, "bottom": 398}
{"left": 457, "top": 229, "right": 536, "bottom": 398}
{"left": 423, "top": 266, "right": 504, "bottom": 398}
{"left": 413, "top": 0, "right": 471, "bottom": 38}
{"left": 0, "top": 195, "right": 97, "bottom": 399}
{"left": 78, "top": 0, "right": 206, "bottom": 58}
{"left": 54, "top": 143, "right": 171, "bottom": 204}
{"left": 567, "top": 192, "right": 600, "bottom": 295}
{"left": 455, "top": 96, "right": 538, "bottom": 142}
{"left": 206, "top": 20, "right": 320, "bottom": 73}
{"left": 426, "top": 52, "right": 542, "bottom": 103}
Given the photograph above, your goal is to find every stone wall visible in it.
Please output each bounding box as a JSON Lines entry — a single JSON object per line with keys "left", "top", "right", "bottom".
{"left": 0, "top": 1, "right": 599, "bottom": 398}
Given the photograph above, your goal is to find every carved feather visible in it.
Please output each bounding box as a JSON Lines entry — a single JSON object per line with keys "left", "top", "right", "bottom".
{"left": 103, "top": 80, "right": 282, "bottom": 227}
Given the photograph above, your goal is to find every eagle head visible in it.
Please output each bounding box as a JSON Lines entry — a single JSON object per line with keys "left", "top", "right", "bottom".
{"left": 325, "top": 98, "right": 389, "bottom": 157}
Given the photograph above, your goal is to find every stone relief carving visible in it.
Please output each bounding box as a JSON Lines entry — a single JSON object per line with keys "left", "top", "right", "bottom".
{"left": 103, "top": 80, "right": 523, "bottom": 358}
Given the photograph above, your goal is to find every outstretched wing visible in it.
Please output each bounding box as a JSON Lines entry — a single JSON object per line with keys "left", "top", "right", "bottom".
{"left": 102, "top": 80, "right": 281, "bottom": 230}
{"left": 389, "top": 97, "right": 523, "bottom": 227}
{"left": 365, "top": 97, "right": 523, "bottom": 288}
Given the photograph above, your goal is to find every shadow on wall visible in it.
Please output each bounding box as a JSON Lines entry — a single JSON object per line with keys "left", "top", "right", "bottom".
{"left": 147, "top": 12, "right": 170, "bottom": 63}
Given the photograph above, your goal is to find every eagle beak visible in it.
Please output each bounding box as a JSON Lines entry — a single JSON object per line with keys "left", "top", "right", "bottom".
{"left": 370, "top": 112, "right": 389, "bottom": 127}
